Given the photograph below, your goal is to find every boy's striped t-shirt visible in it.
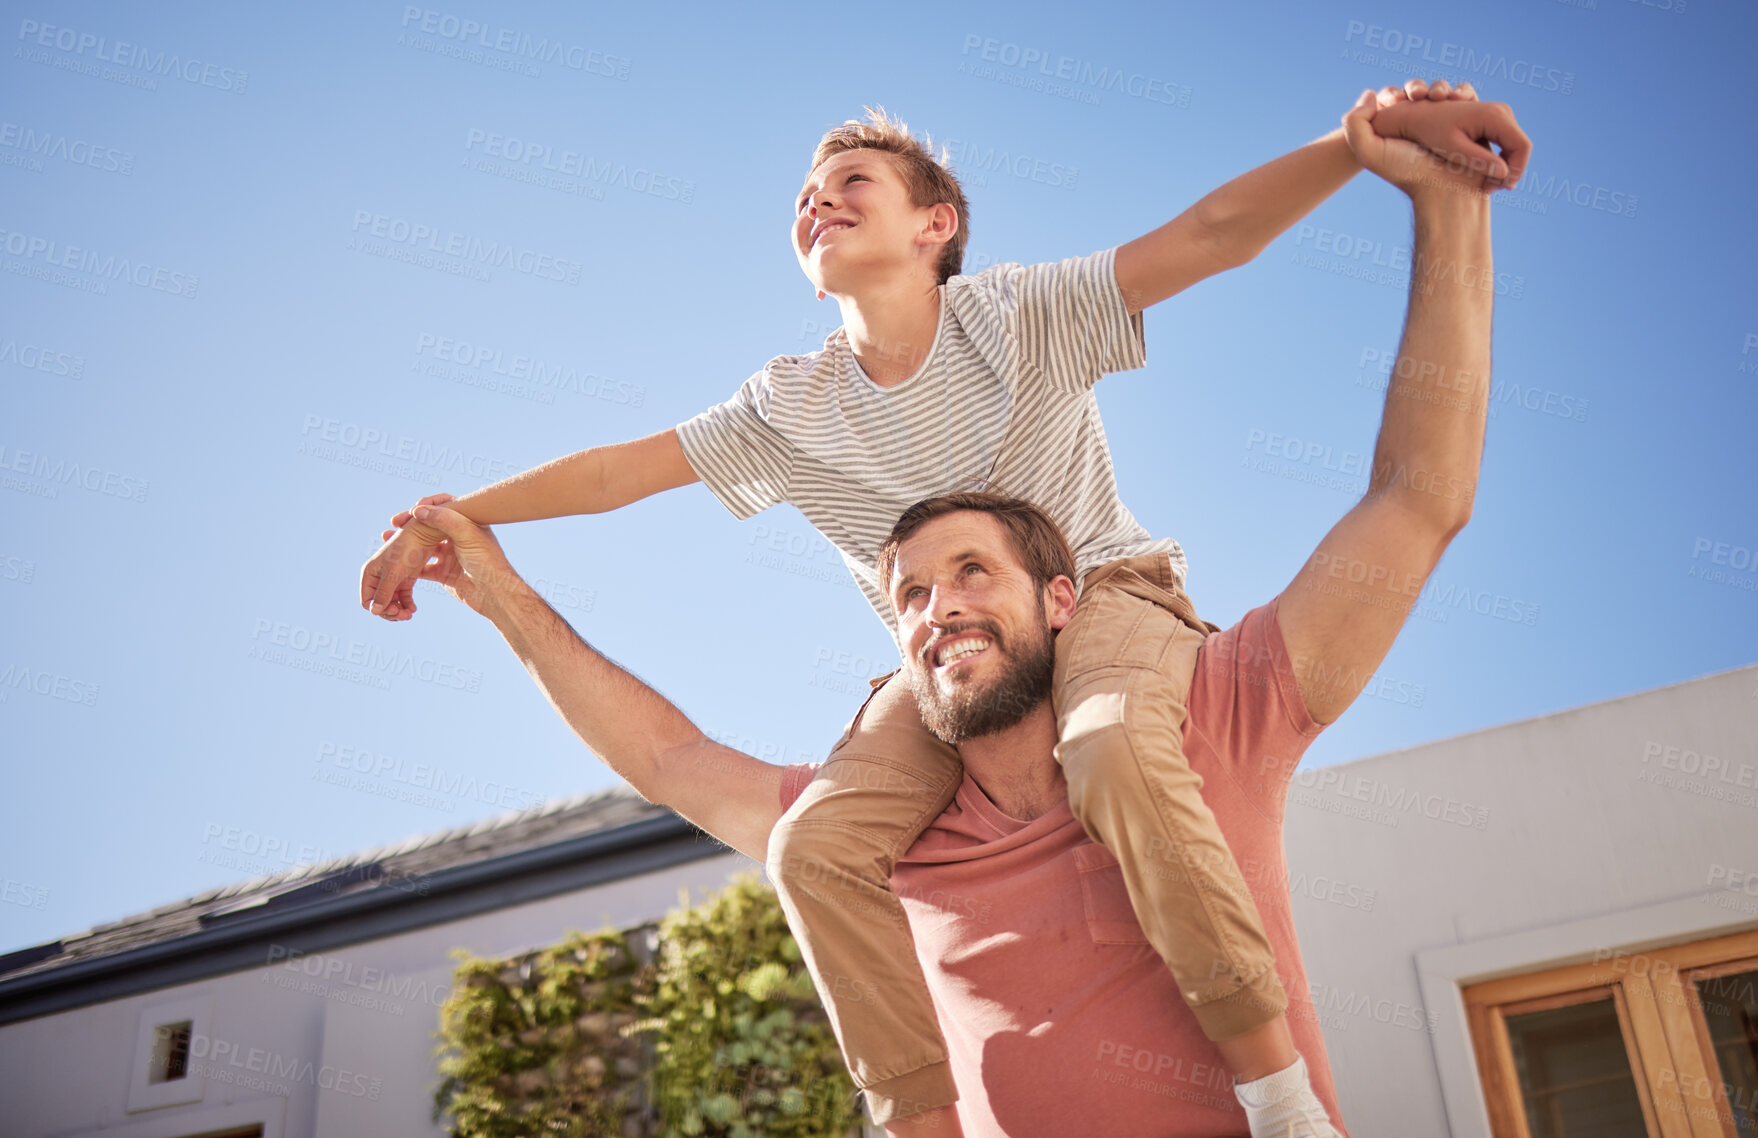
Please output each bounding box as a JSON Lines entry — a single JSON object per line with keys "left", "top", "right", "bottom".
{"left": 675, "top": 245, "right": 1185, "bottom": 632}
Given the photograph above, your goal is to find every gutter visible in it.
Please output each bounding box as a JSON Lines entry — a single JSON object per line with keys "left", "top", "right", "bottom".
{"left": 0, "top": 812, "right": 727, "bottom": 1026}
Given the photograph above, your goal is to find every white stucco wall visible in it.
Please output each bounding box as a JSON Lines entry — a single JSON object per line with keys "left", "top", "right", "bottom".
{"left": 1283, "top": 663, "right": 1758, "bottom": 1138}
{"left": 0, "top": 848, "right": 754, "bottom": 1138}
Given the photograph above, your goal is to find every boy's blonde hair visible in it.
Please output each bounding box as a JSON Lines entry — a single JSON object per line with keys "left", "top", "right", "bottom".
{"left": 808, "top": 105, "right": 970, "bottom": 285}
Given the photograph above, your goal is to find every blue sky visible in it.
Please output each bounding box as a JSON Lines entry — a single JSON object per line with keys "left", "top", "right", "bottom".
{"left": 2, "top": 0, "right": 1754, "bottom": 956}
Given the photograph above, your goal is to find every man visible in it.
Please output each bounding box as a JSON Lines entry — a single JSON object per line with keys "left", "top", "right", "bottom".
{"left": 391, "top": 87, "right": 1520, "bottom": 1136}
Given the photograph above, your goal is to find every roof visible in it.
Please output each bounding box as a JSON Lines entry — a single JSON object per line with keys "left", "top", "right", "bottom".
{"left": 0, "top": 786, "right": 725, "bottom": 1025}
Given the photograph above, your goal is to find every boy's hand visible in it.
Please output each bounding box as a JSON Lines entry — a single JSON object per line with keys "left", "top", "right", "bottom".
{"left": 360, "top": 492, "right": 456, "bottom": 620}
{"left": 1366, "top": 78, "right": 1532, "bottom": 192}
{"left": 389, "top": 491, "right": 456, "bottom": 531}
{"left": 1375, "top": 77, "right": 1477, "bottom": 106}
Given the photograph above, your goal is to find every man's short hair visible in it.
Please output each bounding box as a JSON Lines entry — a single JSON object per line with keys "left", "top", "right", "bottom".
{"left": 877, "top": 491, "right": 1077, "bottom": 601}
{"left": 809, "top": 105, "right": 970, "bottom": 286}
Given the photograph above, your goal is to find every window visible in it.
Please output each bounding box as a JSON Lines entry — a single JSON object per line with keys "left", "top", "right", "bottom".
{"left": 127, "top": 996, "right": 210, "bottom": 1113}
{"left": 1466, "top": 928, "right": 1758, "bottom": 1137}
{"left": 147, "top": 1019, "right": 192, "bottom": 1084}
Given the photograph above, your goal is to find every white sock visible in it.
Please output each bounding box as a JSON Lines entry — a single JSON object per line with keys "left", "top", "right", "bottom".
{"left": 1233, "top": 1054, "right": 1339, "bottom": 1138}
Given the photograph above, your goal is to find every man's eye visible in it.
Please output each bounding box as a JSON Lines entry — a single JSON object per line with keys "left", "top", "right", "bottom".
{"left": 963, "top": 563, "right": 982, "bottom": 575}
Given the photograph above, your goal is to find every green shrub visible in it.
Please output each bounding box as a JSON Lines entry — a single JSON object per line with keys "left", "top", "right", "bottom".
{"left": 433, "top": 874, "right": 861, "bottom": 1138}
{"left": 640, "top": 876, "right": 859, "bottom": 1138}
{"left": 432, "top": 928, "right": 649, "bottom": 1137}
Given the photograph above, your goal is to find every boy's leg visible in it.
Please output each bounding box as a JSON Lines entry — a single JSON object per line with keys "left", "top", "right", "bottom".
{"left": 765, "top": 670, "right": 965, "bottom": 1125}
{"left": 1051, "top": 552, "right": 1290, "bottom": 1042}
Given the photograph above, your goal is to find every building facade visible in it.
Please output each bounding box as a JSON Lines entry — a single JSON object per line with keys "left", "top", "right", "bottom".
{"left": 3, "top": 664, "right": 1754, "bottom": 1136}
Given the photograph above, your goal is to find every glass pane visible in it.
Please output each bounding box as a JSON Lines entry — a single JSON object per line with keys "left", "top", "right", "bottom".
{"left": 148, "top": 1020, "right": 192, "bottom": 1083}
{"left": 1696, "top": 968, "right": 1758, "bottom": 1136}
{"left": 1505, "top": 998, "right": 1649, "bottom": 1138}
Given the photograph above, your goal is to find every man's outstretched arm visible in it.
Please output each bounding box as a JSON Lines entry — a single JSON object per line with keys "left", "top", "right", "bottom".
{"left": 402, "top": 504, "right": 786, "bottom": 860}
{"left": 1277, "top": 91, "right": 1529, "bottom": 724}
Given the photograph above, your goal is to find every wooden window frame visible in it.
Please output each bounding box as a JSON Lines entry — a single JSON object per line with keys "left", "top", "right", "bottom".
{"left": 1463, "top": 928, "right": 1758, "bottom": 1138}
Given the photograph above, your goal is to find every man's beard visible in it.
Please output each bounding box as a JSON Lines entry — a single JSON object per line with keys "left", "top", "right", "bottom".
{"left": 909, "top": 600, "right": 1055, "bottom": 745}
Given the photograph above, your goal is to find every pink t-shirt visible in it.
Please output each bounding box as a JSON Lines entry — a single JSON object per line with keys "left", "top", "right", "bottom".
{"left": 780, "top": 597, "right": 1349, "bottom": 1137}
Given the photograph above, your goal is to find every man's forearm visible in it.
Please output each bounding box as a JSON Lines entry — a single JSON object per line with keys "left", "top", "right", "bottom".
{"left": 483, "top": 578, "right": 703, "bottom": 797}
{"left": 1367, "top": 192, "right": 1494, "bottom": 529}
{"left": 1194, "top": 129, "right": 1361, "bottom": 266}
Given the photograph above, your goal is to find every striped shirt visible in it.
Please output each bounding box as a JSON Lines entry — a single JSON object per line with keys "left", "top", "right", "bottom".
{"left": 675, "top": 245, "right": 1184, "bottom": 633}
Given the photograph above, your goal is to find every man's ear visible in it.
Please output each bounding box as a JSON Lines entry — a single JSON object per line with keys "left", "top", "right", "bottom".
{"left": 1045, "top": 574, "right": 1078, "bottom": 631}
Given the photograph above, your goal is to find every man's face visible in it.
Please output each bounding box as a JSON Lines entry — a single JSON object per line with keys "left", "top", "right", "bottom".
{"left": 792, "top": 149, "right": 948, "bottom": 297}
{"left": 889, "top": 511, "right": 1065, "bottom": 744}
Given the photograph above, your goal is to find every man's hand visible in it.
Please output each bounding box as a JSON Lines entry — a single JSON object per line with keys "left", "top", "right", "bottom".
{"left": 377, "top": 503, "right": 525, "bottom": 618}
{"left": 360, "top": 492, "right": 457, "bottom": 621}
{"left": 1343, "top": 87, "right": 1532, "bottom": 203}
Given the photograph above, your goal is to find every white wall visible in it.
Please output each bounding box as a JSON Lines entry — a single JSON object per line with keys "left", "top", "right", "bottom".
{"left": 1283, "top": 664, "right": 1758, "bottom": 1138}
{"left": 0, "top": 848, "right": 753, "bottom": 1138}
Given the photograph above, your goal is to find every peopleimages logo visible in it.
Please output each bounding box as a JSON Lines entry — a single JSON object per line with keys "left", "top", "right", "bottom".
{"left": 0, "top": 442, "right": 149, "bottom": 502}
{"left": 1292, "top": 768, "right": 1490, "bottom": 830}
{"left": 398, "top": 7, "right": 630, "bottom": 79}
{"left": 0, "top": 227, "right": 199, "bottom": 298}
{"left": 463, "top": 129, "right": 693, "bottom": 203}
{"left": 958, "top": 34, "right": 1191, "bottom": 107}
{"left": 939, "top": 137, "right": 1078, "bottom": 191}
{"left": 1340, "top": 20, "right": 1575, "bottom": 95}
{"left": 248, "top": 617, "right": 484, "bottom": 693}
{"left": 0, "top": 337, "right": 85, "bottom": 379}
{"left": 413, "top": 333, "right": 645, "bottom": 407}
{"left": 0, "top": 122, "right": 133, "bottom": 175}
{"left": 348, "top": 212, "right": 583, "bottom": 285}
{"left": 14, "top": 18, "right": 249, "bottom": 93}
{"left": 265, "top": 945, "right": 452, "bottom": 1010}
{"left": 297, "top": 414, "right": 523, "bottom": 484}
{"left": 315, "top": 740, "right": 545, "bottom": 811}
{"left": 184, "top": 1032, "right": 382, "bottom": 1099}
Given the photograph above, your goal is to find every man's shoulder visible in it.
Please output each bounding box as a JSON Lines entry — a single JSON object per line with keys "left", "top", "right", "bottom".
{"left": 1189, "top": 595, "right": 1323, "bottom": 777}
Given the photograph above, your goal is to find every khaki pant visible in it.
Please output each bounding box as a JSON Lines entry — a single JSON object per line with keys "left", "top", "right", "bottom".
{"left": 765, "top": 553, "right": 1287, "bottom": 1124}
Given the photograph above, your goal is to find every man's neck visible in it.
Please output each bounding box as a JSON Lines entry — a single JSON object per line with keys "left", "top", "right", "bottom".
{"left": 955, "top": 703, "right": 1065, "bottom": 822}
{"left": 835, "top": 275, "right": 941, "bottom": 387}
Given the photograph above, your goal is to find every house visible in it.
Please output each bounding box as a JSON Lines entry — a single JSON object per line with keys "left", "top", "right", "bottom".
{"left": 0, "top": 791, "right": 753, "bottom": 1137}
{"left": 3, "top": 663, "right": 1754, "bottom": 1137}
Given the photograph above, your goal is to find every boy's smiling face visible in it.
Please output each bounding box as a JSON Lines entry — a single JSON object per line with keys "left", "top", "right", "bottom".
{"left": 792, "top": 149, "right": 955, "bottom": 299}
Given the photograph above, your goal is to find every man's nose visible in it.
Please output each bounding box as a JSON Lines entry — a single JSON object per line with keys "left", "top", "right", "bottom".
{"left": 923, "top": 583, "right": 964, "bottom": 626}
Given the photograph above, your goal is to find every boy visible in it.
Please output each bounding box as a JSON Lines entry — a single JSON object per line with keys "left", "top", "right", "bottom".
{"left": 362, "top": 82, "right": 1521, "bottom": 1137}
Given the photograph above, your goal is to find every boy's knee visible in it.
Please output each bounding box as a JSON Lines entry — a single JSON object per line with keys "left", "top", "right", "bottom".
{"left": 1060, "top": 718, "right": 1136, "bottom": 826}
{"left": 766, "top": 817, "right": 886, "bottom": 897}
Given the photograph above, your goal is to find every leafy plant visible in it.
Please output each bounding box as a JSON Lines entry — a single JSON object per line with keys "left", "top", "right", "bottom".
{"left": 432, "top": 874, "right": 861, "bottom": 1138}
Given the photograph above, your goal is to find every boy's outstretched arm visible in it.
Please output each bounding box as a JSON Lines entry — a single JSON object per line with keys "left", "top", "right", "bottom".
{"left": 1113, "top": 77, "right": 1519, "bottom": 316}
{"left": 360, "top": 427, "right": 700, "bottom": 620}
